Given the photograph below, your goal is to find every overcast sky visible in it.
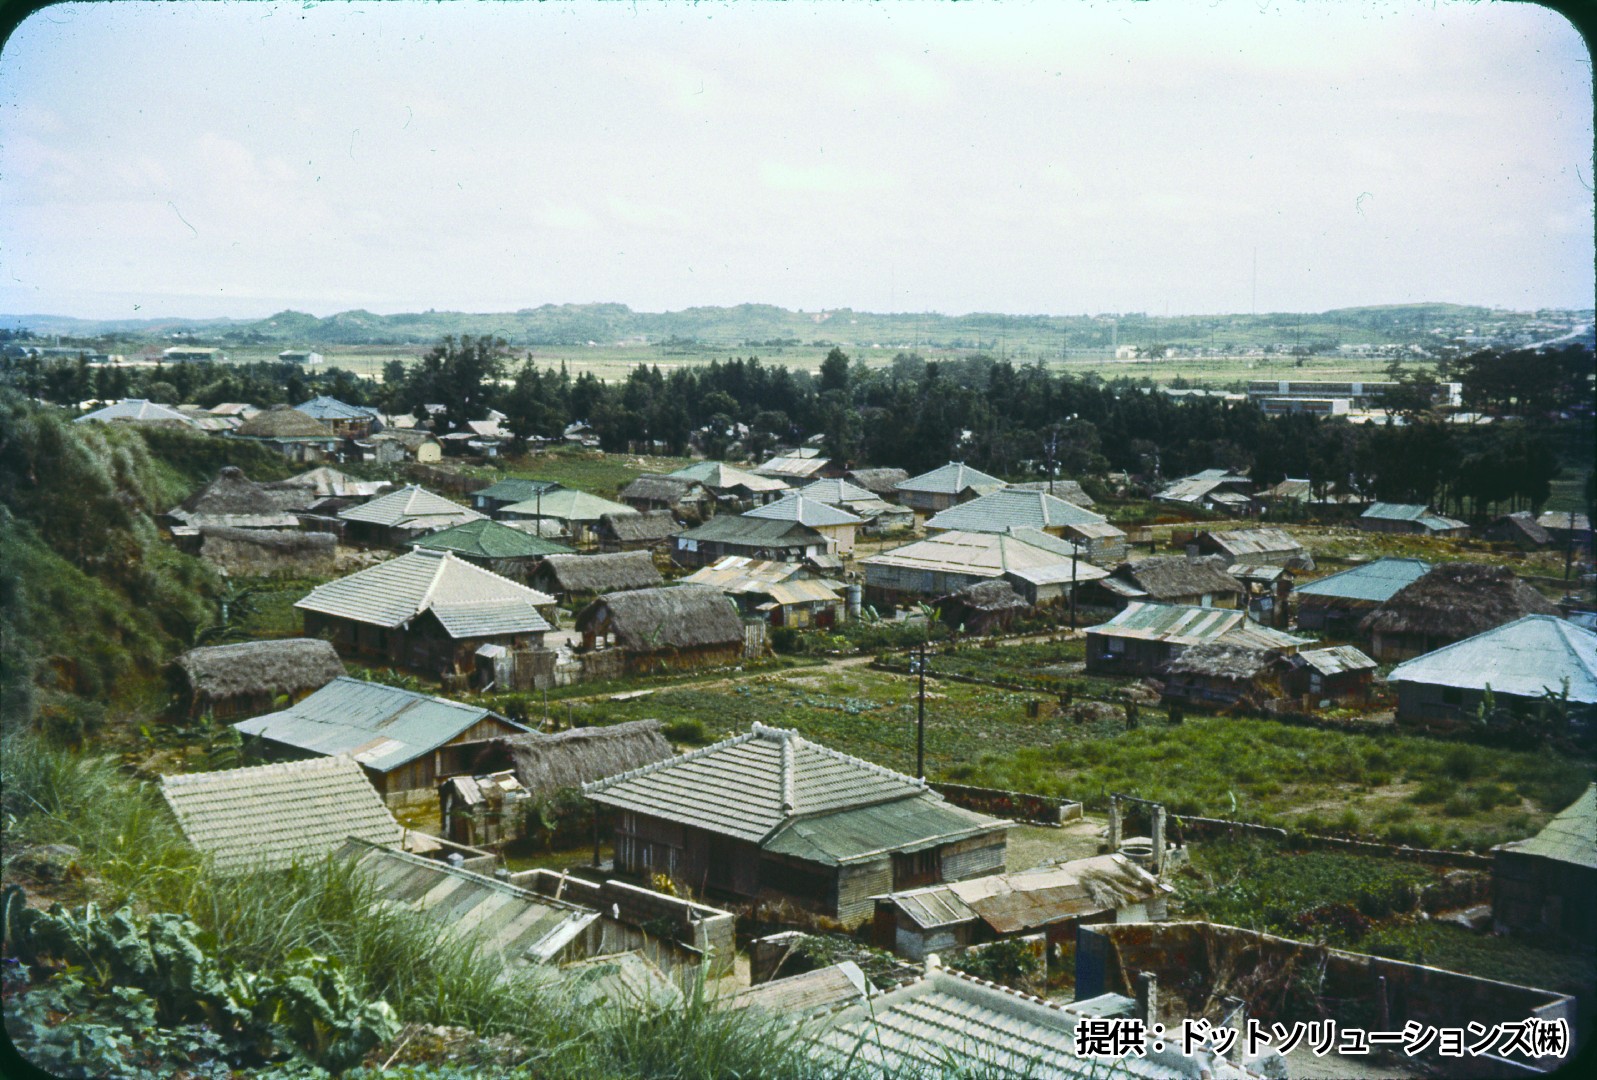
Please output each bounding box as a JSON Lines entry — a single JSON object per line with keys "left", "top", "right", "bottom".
{"left": 1, "top": 0, "right": 1591, "bottom": 321}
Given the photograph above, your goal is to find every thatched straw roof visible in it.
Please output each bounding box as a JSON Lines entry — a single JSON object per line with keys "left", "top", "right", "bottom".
{"left": 845, "top": 468, "right": 910, "bottom": 495}
{"left": 493, "top": 720, "right": 674, "bottom": 798}
{"left": 538, "top": 551, "right": 664, "bottom": 594}
{"left": 174, "top": 467, "right": 305, "bottom": 518}
{"left": 234, "top": 406, "right": 339, "bottom": 439}
{"left": 199, "top": 526, "right": 336, "bottom": 555}
{"left": 941, "top": 579, "right": 1030, "bottom": 615}
{"left": 174, "top": 638, "right": 346, "bottom": 702}
{"left": 576, "top": 584, "right": 744, "bottom": 651}
{"left": 602, "top": 510, "right": 679, "bottom": 544}
{"left": 620, "top": 475, "right": 704, "bottom": 505}
{"left": 1118, "top": 556, "right": 1245, "bottom": 600}
{"left": 1360, "top": 562, "right": 1560, "bottom": 640}
{"left": 1162, "top": 643, "right": 1276, "bottom": 680}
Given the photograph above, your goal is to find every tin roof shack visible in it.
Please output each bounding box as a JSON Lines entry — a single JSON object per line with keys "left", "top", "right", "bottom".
{"left": 873, "top": 855, "right": 1170, "bottom": 962}
{"left": 235, "top": 676, "right": 529, "bottom": 808}
{"left": 671, "top": 514, "right": 829, "bottom": 568}
{"left": 172, "top": 638, "right": 345, "bottom": 722}
{"left": 1152, "top": 468, "right": 1254, "bottom": 514}
{"left": 926, "top": 490, "right": 1128, "bottom": 563}
{"left": 1280, "top": 644, "right": 1378, "bottom": 708}
{"left": 160, "top": 756, "right": 405, "bottom": 873}
{"left": 1493, "top": 783, "right": 1596, "bottom": 943}
{"left": 296, "top": 548, "right": 554, "bottom": 681}
{"left": 229, "top": 405, "right": 343, "bottom": 462}
{"left": 500, "top": 488, "right": 639, "bottom": 547}
{"left": 409, "top": 518, "right": 573, "bottom": 583}
{"left": 894, "top": 461, "right": 1006, "bottom": 516}
{"left": 598, "top": 509, "right": 679, "bottom": 553}
{"left": 1386, "top": 615, "right": 1597, "bottom": 729}
{"left": 1359, "top": 562, "right": 1561, "bottom": 662}
{"left": 573, "top": 584, "right": 747, "bottom": 675}
{"left": 1159, "top": 644, "right": 1282, "bottom": 712}
{"left": 1357, "top": 501, "right": 1469, "bottom": 537}
{"left": 1084, "top": 555, "right": 1245, "bottom": 611}
{"left": 532, "top": 551, "right": 664, "bottom": 605}
{"left": 937, "top": 580, "right": 1030, "bottom": 636}
{"left": 683, "top": 556, "right": 844, "bottom": 629}
{"left": 741, "top": 493, "right": 864, "bottom": 556}
{"left": 1486, "top": 511, "right": 1553, "bottom": 549}
{"left": 585, "top": 723, "right": 1010, "bottom": 925}
{"left": 752, "top": 449, "right": 836, "bottom": 482}
{"left": 1293, "top": 556, "right": 1432, "bottom": 635}
{"left": 295, "top": 395, "right": 378, "bottom": 439}
{"left": 618, "top": 475, "right": 713, "bottom": 521}
{"left": 440, "top": 721, "right": 675, "bottom": 848}
{"left": 861, "top": 529, "right": 1108, "bottom": 613}
{"left": 1075, "top": 921, "right": 1577, "bottom": 1078}
{"left": 338, "top": 484, "right": 485, "bottom": 548}
{"left": 471, "top": 477, "right": 561, "bottom": 517}
{"left": 1086, "top": 601, "right": 1308, "bottom": 678}
{"left": 1193, "top": 527, "right": 1313, "bottom": 570}
{"left": 666, "top": 461, "right": 789, "bottom": 510}
{"left": 1225, "top": 563, "right": 1293, "bottom": 628}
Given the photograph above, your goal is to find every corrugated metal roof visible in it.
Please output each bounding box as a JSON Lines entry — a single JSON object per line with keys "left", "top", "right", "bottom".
{"left": 1294, "top": 645, "right": 1377, "bottom": 676}
{"left": 1362, "top": 501, "right": 1430, "bottom": 521}
{"left": 1498, "top": 784, "right": 1596, "bottom": 869}
{"left": 295, "top": 548, "right": 553, "bottom": 634}
{"left": 473, "top": 478, "right": 560, "bottom": 503}
{"left": 236, "top": 677, "right": 526, "bottom": 772}
{"left": 732, "top": 961, "right": 870, "bottom": 1014}
{"left": 340, "top": 840, "right": 598, "bottom": 968}
{"left": 764, "top": 795, "right": 1008, "bottom": 867}
{"left": 161, "top": 756, "right": 403, "bottom": 873}
{"left": 743, "top": 493, "right": 864, "bottom": 527}
{"left": 1295, "top": 557, "right": 1432, "bottom": 602}
{"left": 895, "top": 461, "right": 1005, "bottom": 496}
{"left": 862, "top": 530, "right": 1108, "bottom": 585}
{"left": 1088, "top": 601, "right": 1307, "bottom": 650}
{"left": 877, "top": 883, "right": 977, "bottom": 930}
{"left": 926, "top": 490, "right": 1112, "bottom": 534}
{"left": 296, "top": 395, "right": 377, "bottom": 421}
{"left": 683, "top": 556, "right": 810, "bottom": 590}
{"left": 1387, "top": 615, "right": 1597, "bottom": 704}
{"left": 1200, "top": 528, "right": 1304, "bottom": 558}
{"left": 753, "top": 454, "right": 830, "bottom": 479}
{"left": 500, "top": 488, "right": 636, "bottom": 523}
{"left": 338, "top": 485, "right": 485, "bottom": 528}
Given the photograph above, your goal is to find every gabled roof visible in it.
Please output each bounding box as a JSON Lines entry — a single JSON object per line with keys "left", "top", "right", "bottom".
{"left": 1497, "top": 784, "right": 1597, "bottom": 869}
{"left": 74, "top": 398, "right": 197, "bottom": 425}
{"left": 668, "top": 461, "right": 789, "bottom": 493}
{"left": 1088, "top": 601, "right": 1307, "bottom": 651}
{"left": 234, "top": 405, "right": 340, "bottom": 440}
{"left": 473, "top": 477, "right": 561, "bottom": 504}
{"left": 601, "top": 509, "right": 680, "bottom": 543}
{"left": 1295, "top": 557, "right": 1432, "bottom": 603}
{"left": 844, "top": 467, "right": 909, "bottom": 495}
{"left": 1292, "top": 644, "right": 1378, "bottom": 677}
{"left": 752, "top": 453, "right": 831, "bottom": 479}
{"left": 862, "top": 530, "right": 1108, "bottom": 586}
{"left": 1154, "top": 470, "right": 1251, "bottom": 503}
{"left": 1198, "top": 528, "right": 1306, "bottom": 559}
{"left": 585, "top": 723, "right": 1004, "bottom": 861}
{"left": 411, "top": 518, "right": 573, "bottom": 559}
{"left": 501, "top": 487, "right": 636, "bottom": 523}
{"left": 1537, "top": 511, "right": 1592, "bottom": 533}
{"left": 881, "top": 854, "right": 1168, "bottom": 935}
{"left": 160, "top": 756, "right": 403, "bottom": 873}
{"left": 743, "top": 493, "right": 864, "bottom": 528}
{"left": 295, "top": 548, "right": 554, "bottom": 635}
{"left": 926, "top": 489, "right": 1110, "bottom": 534}
{"left": 1492, "top": 512, "right": 1551, "bottom": 546}
{"left": 1361, "top": 501, "right": 1432, "bottom": 521}
{"left": 237, "top": 677, "right": 526, "bottom": 772}
{"left": 675, "top": 514, "right": 824, "bottom": 547}
{"left": 574, "top": 584, "right": 744, "bottom": 651}
{"left": 338, "top": 484, "right": 485, "bottom": 529}
{"left": 270, "top": 466, "right": 391, "bottom": 499}
{"left": 895, "top": 461, "right": 1005, "bottom": 496}
{"left": 295, "top": 395, "right": 377, "bottom": 421}
{"left": 1387, "top": 615, "right": 1597, "bottom": 704}
{"left": 620, "top": 474, "right": 705, "bottom": 504}
{"left": 1113, "top": 556, "right": 1245, "bottom": 601}
{"left": 539, "top": 551, "right": 664, "bottom": 594}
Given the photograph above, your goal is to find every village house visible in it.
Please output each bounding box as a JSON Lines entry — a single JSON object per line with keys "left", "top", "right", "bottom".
{"left": 871, "top": 854, "right": 1170, "bottom": 961}
{"left": 296, "top": 547, "right": 554, "bottom": 681}
{"left": 671, "top": 514, "right": 830, "bottom": 568}
{"left": 752, "top": 448, "right": 836, "bottom": 482}
{"left": 410, "top": 518, "right": 573, "bottom": 582}
{"left": 74, "top": 398, "right": 199, "bottom": 427}
{"left": 192, "top": 525, "right": 338, "bottom": 578}
{"left": 924, "top": 488, "right": 1128, "bottom": 562}
{"left": 617, "top": 475, "right": 714, "bottom": 520}
{"left": 860, "top": 528, "right": 1108, "bottom": 611}
{"left": 438, "top": 720, "right": 674, "bottom": 848}
{"left": 1158, "top": 644, "right": 1284, "bottom": 711}
{"left": 171, "top": 638, "right": 345, "bottom": 722}
{"left": 277, "top": 349, "right": 322, "bottom": 365}
{"left": 893, "top": 461, "right": 1006, "bottom": 517}
{"left": 1492, "top": 783, "right": 1595, "bottom": 943}
{"left": 295, "top": 395, "right": 379, "bottom": 439}
{"left": 1292, "top": 556, "right": 1432, "bottom": 635}
{"left": 1387, "top": 615, "right": 1597, "bottom": 727}
{"left": 1192, "top": 527, "right": 1313, "bottom": 570}
{"left": 1084, "top": 555, "right": 1245, "bottom": 610}
{"left": 1280, "top": 644, "right": 1379, "bottom": 707}
{"left": 268, "top": 465, "right": 390, "bottom": 503}
{"left": 794, "top": 477, "right": 914, "bottom": 534}
{"left": 229, "top": 405, "right": 343, "bottom": 462}
{"left": 532, "top": 551, "right": 664, "bottom": 606}
{"left": 1152, "top": 468, "right": 1254, "bottom": 515}
{"left": 338, "top": 483, "right": 486, "bottom": 548}
{"left": 1359, "top": 561, "right": 1561, "bottom": 661}
{"left": 366, "top": 428, "right": 442, "bottom": 464}
{"left": 683, "top": 556, "right": 845, "bottom": 629}
{"left": 574, "top": 584, "right": 749, "bottom": 675}
{"left": 499, "top": 487, "right": 638, "bottom": 546}
{"left": 235, "top": 676, "right": 529, "bottom": 806}
{"left": 1007, "top": 478, "right": 1097, "bottom": 507}
{"left": 843, "top": 467, "right": 909, "bottom": 501}
{"left": 165, "top": 466, "right": 307, "bottom": 533}
{"left": 1537, "top": 510, "right": 1593, "bottom": 551}
{"left": 666, "top": 461, "right": 789, "bottom": 510}
{"left": 1225, "top": 562, "right": 1294, "bottom": 627}
{"left": 472, "top": 477, "right": 561, "bottom": 517}
{"left": 597, "top": 509, "right": 679, "bottom": 553}
{"left": 742, "top": 492, "right": 865, "bottom": 555}
{"left": 1085, "top": 601, "right": 1308, "bottom": 677}
{"left": 935, "top": 579, "right": 1030, "bottom": 635}
{"left": 1356, "top": 501, "right": 1469, "bottom": 538}
{"left": 584, "top": 723, "right": 1011, "bottom": 924}
{"left": 1485, "top": 511, "right": 1553, "bottom": 549}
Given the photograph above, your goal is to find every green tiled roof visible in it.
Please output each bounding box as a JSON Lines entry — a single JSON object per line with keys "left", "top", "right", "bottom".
{"left": 473, "top": 477, "right": 561, "bottom": 503}
{"left": 411, "top": 518, "right": 573, "bottom": 558}
{"left": 764, "top": 794, "right": 1007, "bottom": 867}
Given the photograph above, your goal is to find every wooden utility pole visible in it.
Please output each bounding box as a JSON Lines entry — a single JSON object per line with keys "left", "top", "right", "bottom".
{"left": 915, "top": 638, "right": 927, "bottom": 779}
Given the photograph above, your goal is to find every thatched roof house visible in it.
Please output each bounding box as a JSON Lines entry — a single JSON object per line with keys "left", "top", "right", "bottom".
{"left": 1487, "top": 512, "right": 1552, "bottom": 549}
{"left": 486, "top": 720, "right": 675, "bottom": 799}
{"left": 618, "top": 475, "right": 711, "bottom": 518}
{"left": 576, "top": 584, "right": 746, "bottom": 672}
{"left": 845, "top": 467, "right": 909, "bottom": 498}
{"left": 1089, "top": 555, "right": 1245, "bottom": 609}
{"left": 173, "top": 638, "right": 346, "bottom": 721}
{"left": 230, "top": 405, "right": 342, "bottom": 462}
{"left": 599, "top": 509, "right": 679, "bottom": 552}
{"left": 534, "top": 551, "right": 664, "bottom": 600}
{"left": 1294, "top": 557, "right": 1432, "bottom": 634}
{"left": 193, "top": 525, "right": 337, "bottom": 578}
{"left": 1359, "top": 562, "right": 1561, "bottom": 661}
{"left": 1159, "top": 644, "right": 1280, "bottom": 710}
{"left": 168, "top": 467, "right": 305, "bottom": 529}
{"left": 937, "top": 579, "right": 1030, "bottom": 635}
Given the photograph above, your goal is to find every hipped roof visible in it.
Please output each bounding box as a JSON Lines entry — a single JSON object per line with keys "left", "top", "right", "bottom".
{"left": 925, "top": 489, "right": 1111, "bottom": 534}
{"left": 743, "top": 492, "right": 865, "bottom": 527}
{"left": 895, "top": 461, "right": 1005, "bottom": 496}
{"left": 411, "top": 518, "right": 573, "bottom": 558}
{"left": 668, "top": 460, "right": 789, "bottom": 493}
{"left": 234, "top": 405, "right": 340, "bottom": 439}
{"left": 339, "top": 484, "right": 485, "bottom": 529}
{"left": 501, "top": 487, "right": 637, "bottom": 523}
{"left": 1387, "top": 615, "right": 1597, "bottom": 704}
{"left": 1360, "top": 562, "right": 1560, "bottom": 640}
{"left": 296, "top": 548, "right": 554, "bottom": 636}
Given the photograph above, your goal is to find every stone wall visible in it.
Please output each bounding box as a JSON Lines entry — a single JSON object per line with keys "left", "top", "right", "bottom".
{"left": 198, "top": 527, "right": 336, "bottom": 577}
{"left": 931, "top": 782, "right": 1083, "bottom": 825}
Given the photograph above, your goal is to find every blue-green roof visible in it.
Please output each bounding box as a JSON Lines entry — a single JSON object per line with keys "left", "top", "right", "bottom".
{"left": 1295, "top": 558, "right": 1433, "bottom": 603}
{"left": 926, "top": 489, "right": 1110, "bottom": 534}
{"left": 474, "top": 478, "right": 561, "bottom": 503}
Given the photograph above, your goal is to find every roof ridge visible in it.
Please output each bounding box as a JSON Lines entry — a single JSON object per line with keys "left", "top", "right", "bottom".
{"left": 582, "top": 729, "right": 760, "bottom": 793}
{"left": 160, "top": 753, "right": 358, "bottom": 787}
{"left": 752, "top": 722, "right": 928, "bottom": 793}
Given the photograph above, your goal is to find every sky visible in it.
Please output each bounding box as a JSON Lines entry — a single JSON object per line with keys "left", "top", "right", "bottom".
{"left": 0, "top": 0, "right": 1591, "bottom": 321}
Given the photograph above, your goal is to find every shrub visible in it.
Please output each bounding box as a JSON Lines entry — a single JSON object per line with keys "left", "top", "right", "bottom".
{"left": 661, "top": 717, "right": 710, "bottom": 745}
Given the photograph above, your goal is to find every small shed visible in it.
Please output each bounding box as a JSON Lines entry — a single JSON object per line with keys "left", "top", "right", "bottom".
{"left": 1159, "top": 644, "right": 1281, "bottom": 711}
{"left": 1486, "top": 512, "right": 1552, "bottom": 550}
{"left": 533, "top": 551, "right": 665, "bottom": 604}
{"left": 682, "top": 556, "right": 844, "bottom": 629}
{"left": 575, "top": 584, "right": 748, "bottom": 674}
{"left": 1280, "top": 644, "right": 1378, "bottom": 706}
{"left": 618, "top": 475, "right": 712, "bottom": 520}
{"left": 1492, "top": 783, "right": 1596, "bottom": 943}
{"left": 172, "top": 638, "right": 346, "bottom": 721}
{"left": 1193, "top": 528, "right": 1313, "bottom": 571}
{"left": 1359, "top": 562, "right": 1561, "bottom": 662}
{"left": 598, "top": 509, "right": 679, "bottom": 553}
{"left": 936, "top": 579, "right": 1030, "bottom": 635}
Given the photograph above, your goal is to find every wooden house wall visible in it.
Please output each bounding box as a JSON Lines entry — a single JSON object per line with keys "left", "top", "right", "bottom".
{"left": 939, "top": 833, "right": 1008, "bottom": 881}
{"left": 304, "top": 609, "right": 544, "bottom": 679}
{"left": 836, "top": 859, "right": 894, "bottom": 925}
{"left": 1493, "top": 851, "right": 1597, "bottom": 943}
{"left": 1085, "top": 633, "right": 1174, "bottom": 677}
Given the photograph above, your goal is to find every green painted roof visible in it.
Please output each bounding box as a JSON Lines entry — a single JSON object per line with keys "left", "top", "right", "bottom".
{"left": 1500, "top": 783, "right": 1596, "bottom": 869}
{"left": 1296, "top": 558, "right": 1433, "bottom": 602}
{"left": 764, "top": 794, "right": 1007, "bottom": 867}
{"left": 474, "top": 477, "right": 561, "bottom": 503}
{"left": 1387, "top": 615, "right": 1597, "bottom": 704}
{"left": 411, "top": 518, "right": 573, "bottom": 558}
{"left": 501, "top": 487, "right": 636, "bottom": 522}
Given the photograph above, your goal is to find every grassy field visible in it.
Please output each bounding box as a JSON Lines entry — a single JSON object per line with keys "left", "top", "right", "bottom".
{"left": 423, "top": 447, "right": 694, "bottom": 498}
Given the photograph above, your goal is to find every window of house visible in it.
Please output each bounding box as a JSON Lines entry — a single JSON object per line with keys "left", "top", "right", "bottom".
{"left": 1441, "top": 687, "right": 1463, "bottom": 706}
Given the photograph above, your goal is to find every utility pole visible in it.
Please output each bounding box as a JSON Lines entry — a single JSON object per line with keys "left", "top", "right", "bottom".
{"left": 913, "top": 637, "right": 928, "bottom": 779}
{"left": 1070, "top": 537, "right": 1080, "bottom": 630}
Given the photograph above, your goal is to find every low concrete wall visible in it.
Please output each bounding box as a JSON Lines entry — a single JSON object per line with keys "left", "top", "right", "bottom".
{"left": 929, "top": 782, "right": 1082, "bottom": 825}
